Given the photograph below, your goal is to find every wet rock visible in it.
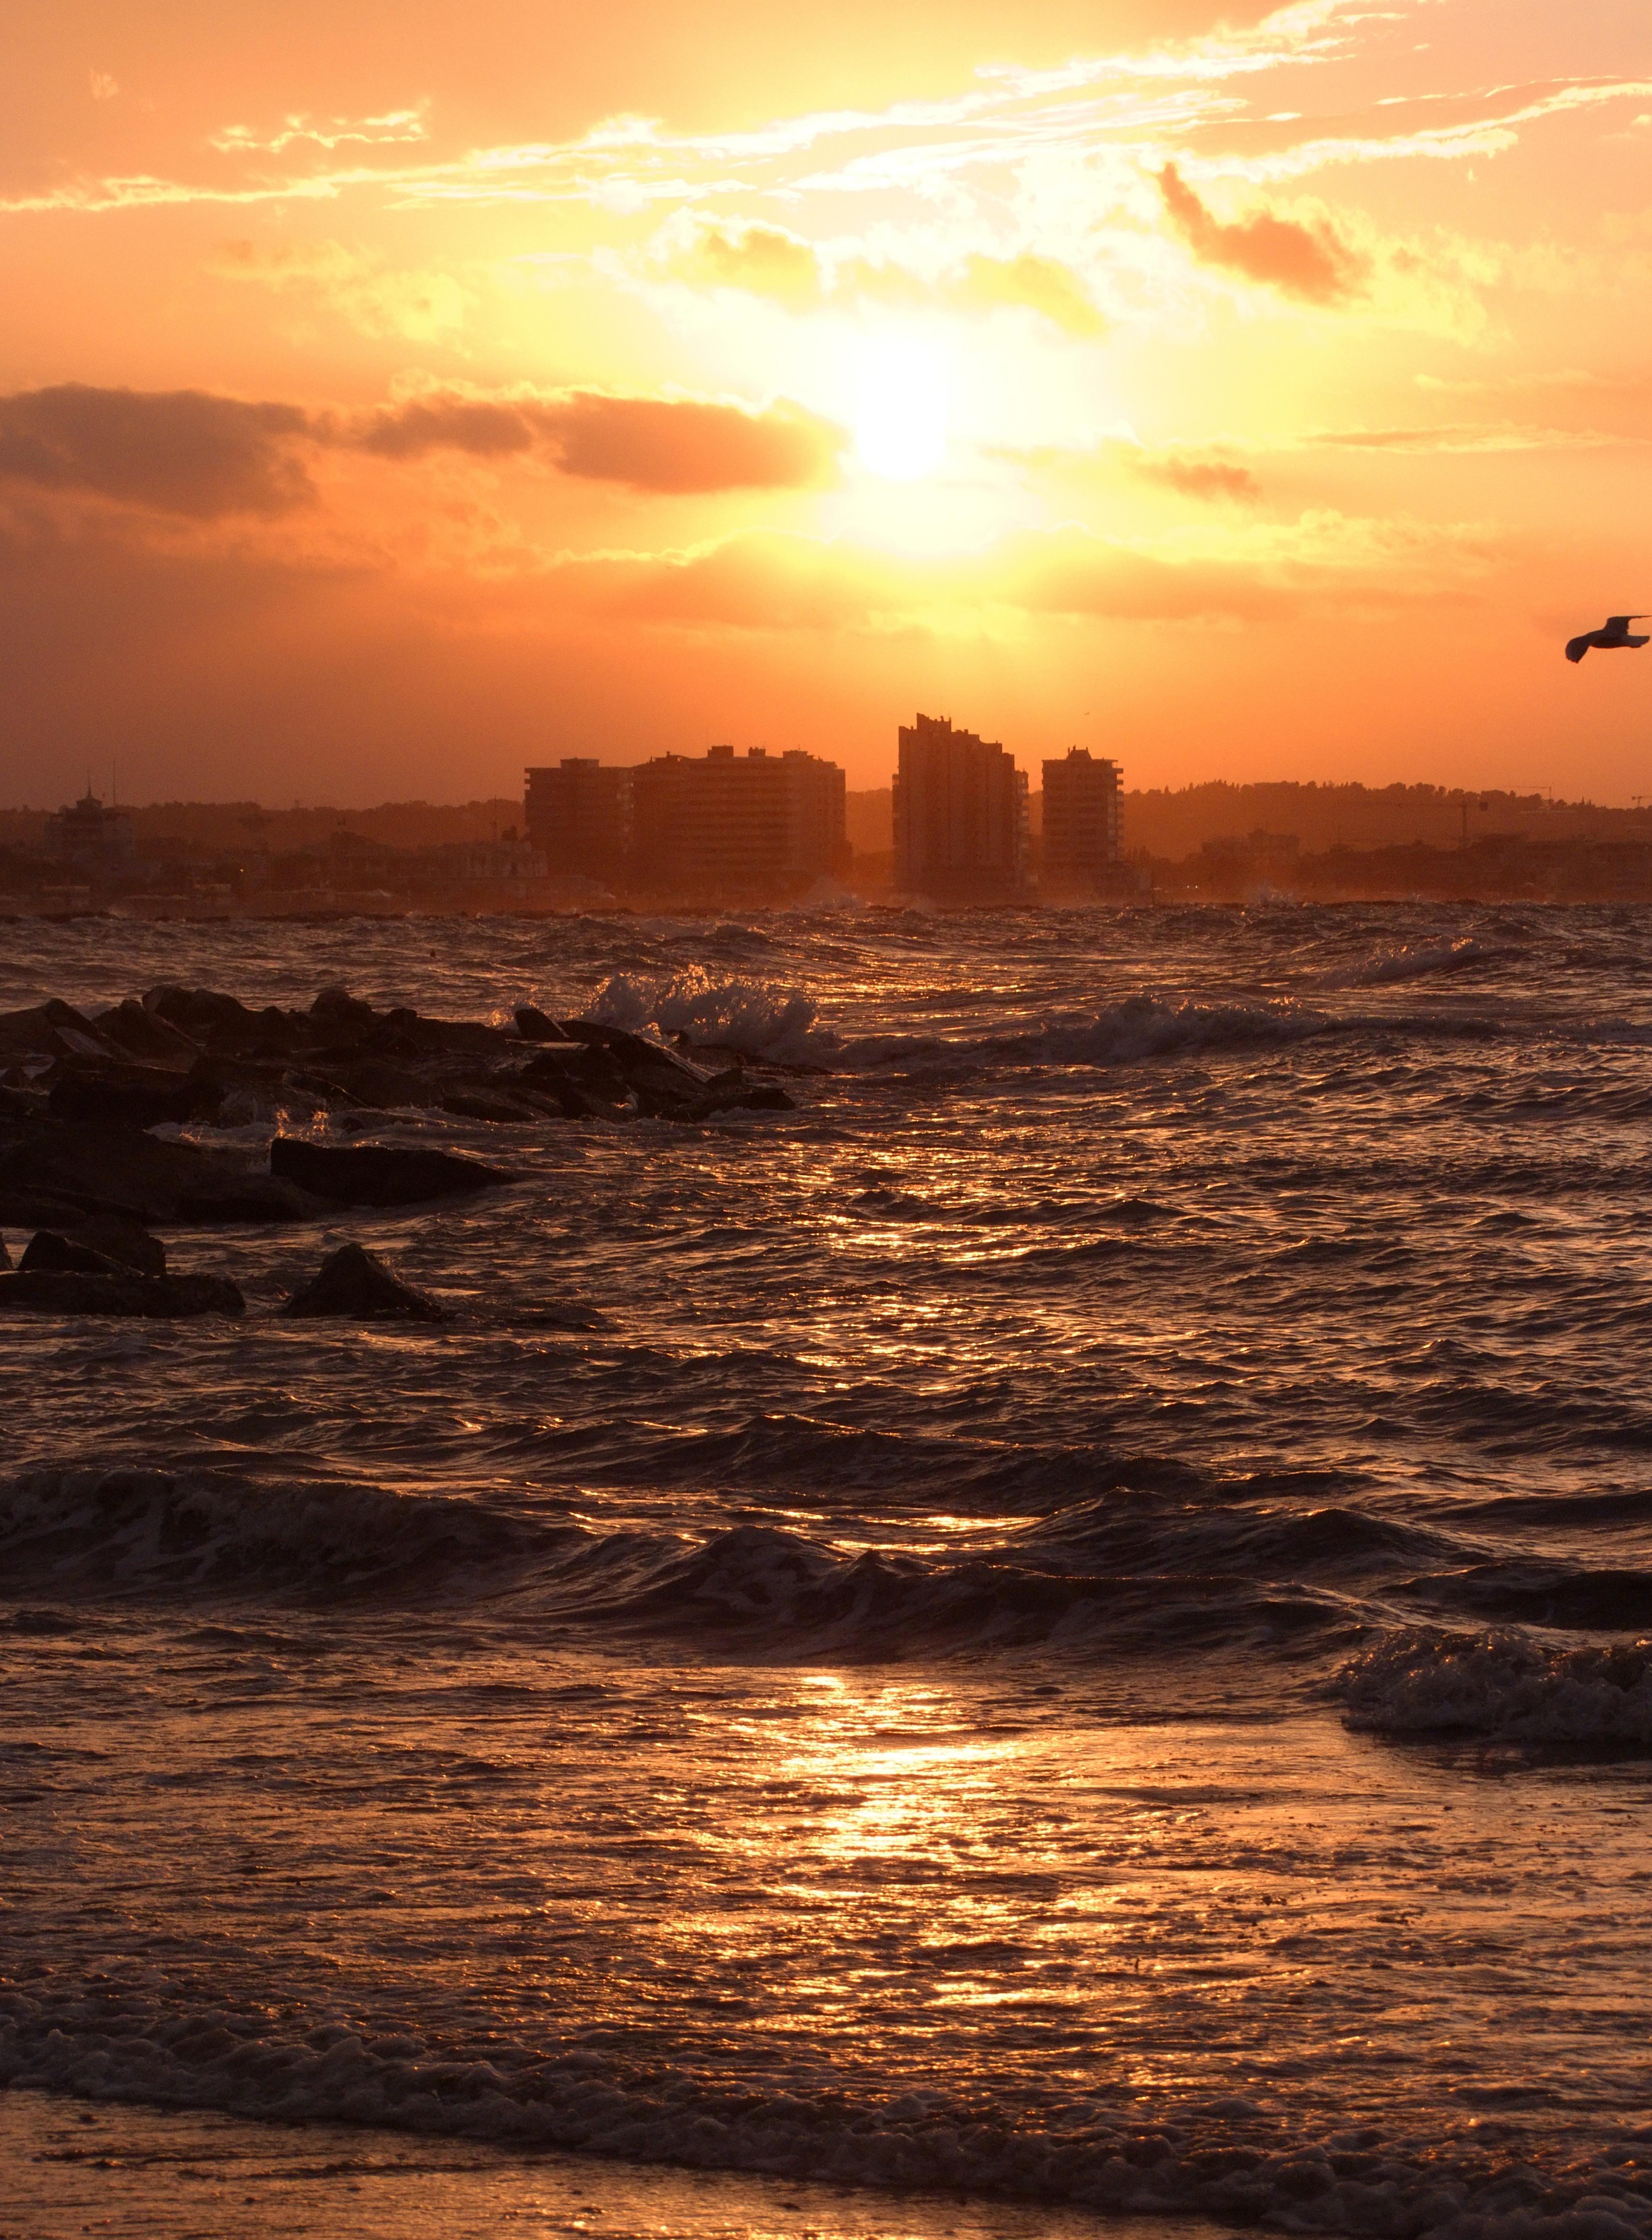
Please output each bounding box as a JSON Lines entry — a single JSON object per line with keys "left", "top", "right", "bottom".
{"left": 144, "top": 986, "right": 257, "bottom": 1044}
{"left": 331, "top": 1060, "right": 429, "bottom": 1111}
{"left": 309, "top": 985, "right": 379, "bottom": 1038}
{"left": 279, "top": 1242, "right": 448, "bottom": 1323}
{"left": 0, "top": 1269, "right": 244, "bottom": 1318}
{"left": 21, "top": 1230, "right": 132, "bottom": 1276}
{"left": 514, "top": 1005, "right": 570, "bottom": 1042}
{"left": 64, "top": 1216, "right": 167, "bottom": 1277}
{"left": 47, "top": 1063, "right": 223, "bottom": 1129}
{"left": 0, "top": 1120, "right": 323, "bottom": 1228}
{"left": 0, "top": 999, "right": 113, "bottom": 1064}
{"left": 440, "top": 1091, "right": 536, "bottom": 1126}
{"left": 91, "top": 999, "right": 202, "bottom": 1066}
{"left": 269, "top": 1136, "right": 516, "bottom": 1205}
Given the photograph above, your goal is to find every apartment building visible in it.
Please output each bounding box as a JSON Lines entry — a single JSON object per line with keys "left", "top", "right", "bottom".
{"left": 1041, "top": 749, "right": 1122, "bottom": 892}
{"left": 524, "top": 759, "right": 634, "bottom": 882}
{"left": 893, "top": 713, "right": 1028, "bottom": 901}
{"left": 631, "top": 746, "right": 847, "bottom": 900}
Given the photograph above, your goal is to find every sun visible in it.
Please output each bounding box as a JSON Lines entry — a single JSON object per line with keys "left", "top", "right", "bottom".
{"left": 852, "top": 332, "right": 952, "bottom": 481}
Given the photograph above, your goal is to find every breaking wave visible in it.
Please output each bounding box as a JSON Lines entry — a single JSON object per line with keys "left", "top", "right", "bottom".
{"left": 1342, "top": 1626, "right": 1652, "bottom": 1746}
{"left": 1315, "top": 936, "right": 1519, "bottom": 989}
{"left": 7, "top": 1978, "right": 1652, "bottom": 2239}
{"left": 589, "top": 970, "right": 828, "bottom": 1061}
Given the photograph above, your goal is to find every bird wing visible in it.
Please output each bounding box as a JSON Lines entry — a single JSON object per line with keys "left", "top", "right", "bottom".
{"left": 1606, "top": 616, "right": 1633, "bottom": 632}
{"left": 1565, "top": 634, "right": 1594, "bottom": 662}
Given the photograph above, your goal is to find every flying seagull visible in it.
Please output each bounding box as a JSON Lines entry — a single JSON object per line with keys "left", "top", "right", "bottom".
{"left": 1565, "top": 614, "right": 1649, "bottom": 663}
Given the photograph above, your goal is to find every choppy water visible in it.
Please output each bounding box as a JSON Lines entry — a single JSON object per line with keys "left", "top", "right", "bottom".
{"left": 5, "top": 902, "right": 1652, "bottom": 2236}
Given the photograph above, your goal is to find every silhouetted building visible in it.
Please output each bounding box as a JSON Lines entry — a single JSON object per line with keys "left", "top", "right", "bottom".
{"left": 524, "top": 760, "right": 633, "bottom": 881}
{"left": 1041, "top": 749, "right": 1122, "bottom": 891}
{"left": 630, "top": 746, "right": 847, "bottom": 900}
{"left": 45, "top": 791, "right": 134, "bottom": 876}
{"left": 893, "top": 713, "right": 1027, "bottom": 901}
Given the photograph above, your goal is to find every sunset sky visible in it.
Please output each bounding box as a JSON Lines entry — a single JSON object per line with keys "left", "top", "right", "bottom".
{"left": 4, "top": 0, "right": 1650, "bottom": 805}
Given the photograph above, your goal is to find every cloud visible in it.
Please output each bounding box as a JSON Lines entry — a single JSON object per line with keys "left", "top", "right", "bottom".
{"left": 996, "top": 438, "right": 1263, "bottom": 506}
{"left": 677, "top": 220, "right": 825, "bottom": 306}
{"left": 530, "top": 509, "right": 1488, "bottom": 636}
{"left": 0, "top": 380, "right": 844, "bottom": 517}
{"left": 1130, "top": 448, "right": 1261, "bottom": 502}
{"left": 1313, "top": 422, "right": 1630, "bottom": 454}
{"left": 351, "top": 388, "right": 847, "bottom": 493}
{"left": 659, "top": 218, "right": 1106, "bottom": 336}
{"left": 0, "top": 385, "right": 314, "bottom": 516}
{"left": 209, "top": 109, "right": 429, "bottom": 157}
{"left": 212, "top": 238, "right": 468, "bottom": 341}
{"left": 1156, "top": 160, "right": 1366, "bottom": 303}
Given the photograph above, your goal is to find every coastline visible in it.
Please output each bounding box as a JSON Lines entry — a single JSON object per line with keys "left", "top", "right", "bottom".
{"left": 0, "top": 2090, "right": 1212, "bottom": 2240}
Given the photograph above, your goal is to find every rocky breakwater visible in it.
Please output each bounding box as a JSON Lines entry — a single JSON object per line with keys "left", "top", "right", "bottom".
{"left": 0, "top": 982, "right": 810, "bottom": 1320}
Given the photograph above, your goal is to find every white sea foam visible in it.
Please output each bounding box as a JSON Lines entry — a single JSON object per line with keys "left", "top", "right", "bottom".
{"left": 590, "top": 970, "right": 829, "bottom": 1061}
{"left": 1343, "top": 1627, "right": 1652, "bottom": 1745}
{"left": 4, "top": 1983, "right": 1651, "bottom": 2239}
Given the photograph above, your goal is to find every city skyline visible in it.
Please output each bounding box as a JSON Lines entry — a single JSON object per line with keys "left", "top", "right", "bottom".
{"left": 2, "top": 3, "right": 1650, "bottom": 807}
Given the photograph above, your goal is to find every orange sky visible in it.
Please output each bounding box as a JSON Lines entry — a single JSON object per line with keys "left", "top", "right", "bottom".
{"left": 3, "top": 0, "right": 1650, "bottom": 804}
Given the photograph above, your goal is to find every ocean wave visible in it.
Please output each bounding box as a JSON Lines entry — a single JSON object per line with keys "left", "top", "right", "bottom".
{"left": 0, "top": 1467, "right": 1351, "bottom": 1656}
{"left": 838, "top": 994, "right": 1336, "bottom": 1074}
{"left": 0, "top": 1467, "right": 548, "bottom": 1602}
{"left": 1316, "top": 937, "right": 1518, "bottom": 990}
{"left": 6, "top": 1978, "right": 1652, "bottom": 2239}
{"left": 1342, "top": 1626, "right": 1652, "bottom": 1745}
{"left": 588, "top": 970, "right": 829, "bottom": 1061}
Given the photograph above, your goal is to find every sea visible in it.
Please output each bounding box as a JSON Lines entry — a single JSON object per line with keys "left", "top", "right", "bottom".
{"left": 4, "top": 900, "right": 1652, "bottom": 2240}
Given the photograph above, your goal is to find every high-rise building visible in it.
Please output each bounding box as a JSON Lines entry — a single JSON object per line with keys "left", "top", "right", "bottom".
{"left": 630, "top": 746, "right": 847, "bottom": 900}
{"left": 524, "top": 760, "right": 633, "bottom": 882}
{"left": 1041, "top": 749, "right": 1122, "bottom": 892}
{"left": 893, "top": 713, "right": 1028, "bottom": 901}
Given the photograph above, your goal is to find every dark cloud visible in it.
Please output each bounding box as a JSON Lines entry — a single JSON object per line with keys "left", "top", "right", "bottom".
{"left": 1157, "top": 162, "right": 1366, "bottom": 305}
{"left": 350, "top": 396, "right": 536, "bottom": 461}
{"left": 0, "top": 384, "right": 315, "bottom": 515}
{"left": 351, "top": 389, "right": 846, "bottom": 492}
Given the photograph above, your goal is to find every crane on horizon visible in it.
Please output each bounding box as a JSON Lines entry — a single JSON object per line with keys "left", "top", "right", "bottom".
{"left": 1565, "top": 614, "right": 1649, "bottom": 663}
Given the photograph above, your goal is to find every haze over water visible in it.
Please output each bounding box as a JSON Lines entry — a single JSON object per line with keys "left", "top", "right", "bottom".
{"left": 5, "top": 902, "right": 1652, "bottom": 2234}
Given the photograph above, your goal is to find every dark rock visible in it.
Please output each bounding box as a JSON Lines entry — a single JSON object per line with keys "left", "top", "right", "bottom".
{"left": 68, "top": 1216, "right": 166, "bottom": 1276}
{"left": 20, "top": 1219, "right": 167, "bottom": 1280}
{"left": 440, "top": 1092, "right": 535, "bottom": 1125}
{"left": 514, "top": 1005, "right": 570, "bottom": 1042}
{"left": 144, "top": 987, "right": 255, "bottom": 1044}
{"left": 331, "top": 1061, "right": 429, "bottom": 1110}
{"left": 48, "top": 1063, "right": 222, "bottom": 1129}
{"left": 559, "top": 1019, "right": 708, "bottom": 1083}
{"left": 0, "top": 1269, "right": 244, "bottom": 1318}
{"left": 0, "top": 999, "right": 111, "bottom": 1064}
{"left": 21, "top": 1230, "right": 130, "bottom": 1276}
{"left": 513, "top": 1066, "right": 620, "bottom": 1119}
{"left": 713, "top": 1082, "right": 796, "bottom": 1113}
{"left": 0, "top": 1121, "right": 323, "bottom": 1228}
{"left": 92, "top": 999, "right": 202, "bottom": 1065}
{"left": 279, "top": 1242, "right": 448, "bottom": 1322}
{"left": 269, "top": 1136, "right": 516, "bottom": 1205}
{"left": 310, "top": 986, "right": 379, "bottom": 1037}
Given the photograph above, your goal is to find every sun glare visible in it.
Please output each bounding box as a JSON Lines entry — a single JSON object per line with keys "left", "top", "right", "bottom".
{"left": 852, "top": 333, "right": 951, "bottom": 481}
